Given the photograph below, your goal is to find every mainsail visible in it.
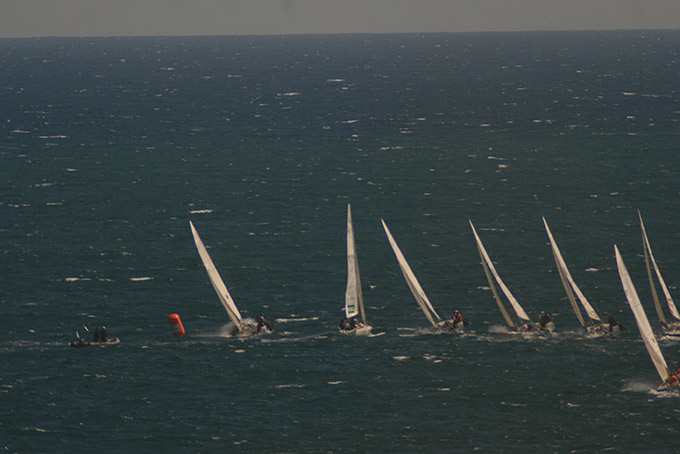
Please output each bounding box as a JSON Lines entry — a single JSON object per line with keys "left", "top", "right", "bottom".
{"left": 543, "top": 217, "right": 601, "bottom": 327}
{"left": 381, "top": 219, "right": 441, "bottom": 327}
{"left": 615, "top": 245, "right": 670, "bottom": 383}
{"left": 638, "top": 211, "right": 680, "bottom": 327}
{"left": 345, "top": 204, "right": 366, "bottom": 324}
{"left": 469, "top": 220, "right": 532, "bottom": 327}
{"left": 190, "top": 221, "right": 244, "bottom": 331}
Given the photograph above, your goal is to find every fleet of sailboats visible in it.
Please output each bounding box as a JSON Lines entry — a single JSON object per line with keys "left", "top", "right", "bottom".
{"left": 469, "top": 219, "right": 553, "bottom": 334}
{"left": 542, "top": 217, "right": 614, "bottom": 337}
{"left": 638, "top": 211, "right": 680, "bottom": 336}
{"left": 184, "top": 211, "right": 680, "bottom": 391}
{"left": 381, "top": 219, "right": 459, "bottom": 332}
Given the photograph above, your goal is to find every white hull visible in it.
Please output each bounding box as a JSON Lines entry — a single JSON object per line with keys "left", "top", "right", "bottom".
{"left": 583, "top": 324, "right": 622, "bottom": 338}
{"left": 339, "top": 323, "right": 373, "bottom": 335}
{"left": 232, "top": 322, "right": 272, "bottom": 337}
{"left": 515, "top": 322, "right": 555, "bottom": 335}
{"left": 661, "top": 323, "right": 680, "bottom": 337}
{"left": 435, "top": 319, "right": 465, "bottom": 333}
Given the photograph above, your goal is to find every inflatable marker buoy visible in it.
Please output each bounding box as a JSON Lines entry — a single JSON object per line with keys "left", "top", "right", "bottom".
{"left": 168, "top": 313, "right": 185, "bottom": 337}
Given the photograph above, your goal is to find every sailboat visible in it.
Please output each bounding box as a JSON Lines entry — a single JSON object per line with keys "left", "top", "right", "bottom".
{"left": 638, "top": 211, "right": 680, "bottom": 336}
{"left": 614, "top": 245, "right": 677, "bottom": 391}
{"left": 542, "top": 217, "right": 614, "bottom": 337}
{"left": 190, "top": 221, "right": 269, "bottom": 336}
{"left": 381, "top": 219, "right": 459, "bottom": 332}
{"left": 469, "top": 219, "right": 553, "bottom": 334}
{"left": 339, "top": 204, "right": 372, "bottom": 335}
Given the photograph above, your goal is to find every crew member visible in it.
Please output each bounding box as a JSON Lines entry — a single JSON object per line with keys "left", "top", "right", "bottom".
{"left": 665, "top": 373, "right": 680, "bottom": 388}
{"left": 256, "top": 314, "right": 273, "bottom": 333}
{"left": 452, "top": 310, "right": 471, "bottom": 329}
{"left": 607, "top": 313, "right": 625, "bottom": 332}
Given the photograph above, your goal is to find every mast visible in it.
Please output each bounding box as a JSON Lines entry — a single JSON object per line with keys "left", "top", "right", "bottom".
{"left": 190, "top": 221, "right": 243, "bottom": 330}
{"left": 381, "top": 219, "right": 441, "bottom": 327}
{"left": 469, "top": 220, "right": 532, "bottom": 325}
{"left": 615, "top": 245, "right": 670, "bottom": 383}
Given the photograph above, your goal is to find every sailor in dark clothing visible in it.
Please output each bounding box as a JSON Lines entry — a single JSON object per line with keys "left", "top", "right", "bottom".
{"left": 339, "top": 316, "right": 358, "bottom": 331}
{"left": 93, "top": 327, "right": 100, "bottom": 343}
{"left": 607, "top": 313, "right": 625, "bottom": 332}
{"left": 99, "top": 326, "right": 108, "bottom": 342}
{"left": 538, "top": 312, "right": 551, "bottom": 329}
{"left": 256, "top": 314, "right": 273, "bottom": 333}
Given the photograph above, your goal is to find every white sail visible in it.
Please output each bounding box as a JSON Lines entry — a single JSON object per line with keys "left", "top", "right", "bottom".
{"left": 190, "top": 221, "right": 243, "bottom": 330}
{"left": 344, "top": 204, "right": 366, "bottom": 323}
{"left": 615, "top": 245, "right": 670, "bottom": 383}
{"left": 638, "top": 211, "right": 680, "bottom": 322}
{"left": 469, "top": 220, "right": 532, "bottom": 324}
{"left": 381, "top": 219, "right": 441, "bottom": 327}
{"left": 543, "top": 217, "right": 601, "bottom": 324}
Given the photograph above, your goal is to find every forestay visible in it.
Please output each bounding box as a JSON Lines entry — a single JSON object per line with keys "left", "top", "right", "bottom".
{"left": 382, "top": 219, "right": 441, "bottom": 327}
{"left": 615, "top": 245, "right": 670, "bottom": 383}
{"left": 190, "top": 221, "right": 244, "bottom": 331}
{"left": 543, "top": 217, "right": 601, "bottom": 326}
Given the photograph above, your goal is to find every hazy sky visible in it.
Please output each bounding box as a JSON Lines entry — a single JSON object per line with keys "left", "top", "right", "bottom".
{"left": 1, "top": 0, "right": 679, "bottom": 38}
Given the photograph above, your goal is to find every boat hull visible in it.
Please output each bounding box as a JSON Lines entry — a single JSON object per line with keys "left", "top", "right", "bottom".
{"left": 339, "top": 323, "right": 373, "bottom": 335}
{"left": 516, "top": 322, "right": 554, "bottom": 335}
{"left": 585, "top": 324, "right": 620, "bottom": 338}
{"left": 435, "top": 320, "right": 465, "bottom": 333}
{"left": 70, "top": 337, "right": 120, "bottom": 348}
{"left": 661, "top": 323, "right": 680, "bottom": 337}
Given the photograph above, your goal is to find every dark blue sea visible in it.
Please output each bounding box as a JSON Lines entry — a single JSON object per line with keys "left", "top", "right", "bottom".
{"left": 2, "top": 30, "right": 680, "bottom": 453}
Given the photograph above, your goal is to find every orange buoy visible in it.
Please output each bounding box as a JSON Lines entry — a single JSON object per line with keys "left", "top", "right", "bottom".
{"left": 168, "top": 313, "right": 185, "bottom": 337}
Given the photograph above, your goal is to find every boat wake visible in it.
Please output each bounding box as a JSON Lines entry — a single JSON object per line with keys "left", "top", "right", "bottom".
{"left": 488, "top": 324, "right": 514, "bottom": 334}
{"left": 621, "top": 380, "right": 675, "bottom": 395}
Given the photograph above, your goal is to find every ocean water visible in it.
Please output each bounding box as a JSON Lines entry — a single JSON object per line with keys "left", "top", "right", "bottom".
{"left": 2, "top": 30, "right": 680, "bottom": 453}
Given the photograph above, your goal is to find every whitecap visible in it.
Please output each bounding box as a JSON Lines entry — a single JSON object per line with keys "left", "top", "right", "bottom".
{"left": 275, "top": 316, "right": 319, "bottom": 323}
{"left": 189, "top": 209, "right": 213, "bottom": 214}
{"left": 129, "top": 277, "right": 153, "bottom": 282}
